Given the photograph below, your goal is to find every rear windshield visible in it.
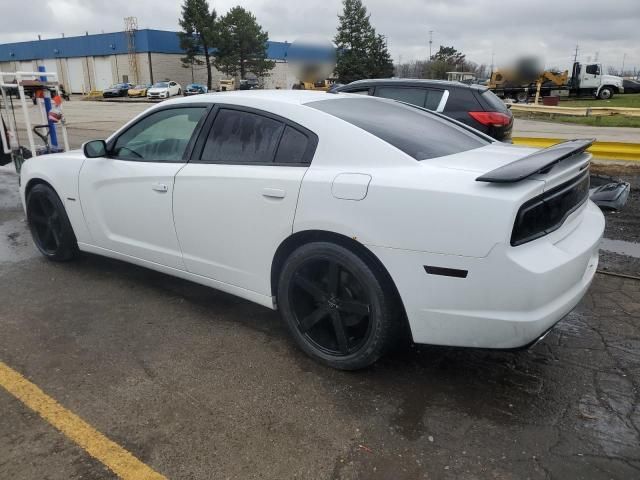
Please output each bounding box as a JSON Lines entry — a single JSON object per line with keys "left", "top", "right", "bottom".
{"left": 480, "top": 90, "right": 509, "bottom": 112}
{"left": 306, "top": 97, "right": 488, "bottom": 160}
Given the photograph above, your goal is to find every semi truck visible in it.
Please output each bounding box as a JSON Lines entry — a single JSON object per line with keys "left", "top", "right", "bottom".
{"left": 489, "top": 62, "right": 624, "bottom": 102}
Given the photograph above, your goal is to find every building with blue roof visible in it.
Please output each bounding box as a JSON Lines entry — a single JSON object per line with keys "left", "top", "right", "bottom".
{"left": 0, "top": 29, "right": 335, "bottom": 93}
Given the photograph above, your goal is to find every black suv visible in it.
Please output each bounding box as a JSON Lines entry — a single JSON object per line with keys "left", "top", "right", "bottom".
{"left": 333, "top": 79, "right": 513, "bottom": 142}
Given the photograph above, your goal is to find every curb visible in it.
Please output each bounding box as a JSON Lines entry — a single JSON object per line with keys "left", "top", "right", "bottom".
{"left": 512, "top": 137, "right": 640, "bottom": 162}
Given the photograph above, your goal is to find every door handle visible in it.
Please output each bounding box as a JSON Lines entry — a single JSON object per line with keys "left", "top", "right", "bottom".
{"left": 262, "top": 188, "right": 286, "bottom": 199}
{"left": 152, "top": 183, "right": 168, "bottom": 192}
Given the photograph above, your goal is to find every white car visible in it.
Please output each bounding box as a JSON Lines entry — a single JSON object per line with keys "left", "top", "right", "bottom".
{"left": 19, "top": 91, "right": 604, "bottom": 369}
{"left": 147, "top": 81, "right": 181, "bottom": 99}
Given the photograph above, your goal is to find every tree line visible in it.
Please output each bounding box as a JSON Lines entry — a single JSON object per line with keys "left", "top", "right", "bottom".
{"left": 178, "top": 0, "right": 476, "bottom": 88}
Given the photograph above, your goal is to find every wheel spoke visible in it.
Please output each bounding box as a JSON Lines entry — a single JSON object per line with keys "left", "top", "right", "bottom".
{"left": 37, "top": 197, "right": 50, "bottom": 215}
{"left": 41, "top": 227, "right": 53, "bottom": 246}
{"left": 294, "top": 274, "right": 326, "bottom": 301}
{"left": 338, "top": 300, "right": 370, "bottom": 316}
{"left": 50, "top": 226, "right": 61, "bottom": 248}
{"left": 29, "top": 213, "right": 48, "bottom": 225}
{"left": 299, "top": 308, "right": 329, "bottom": 333}
{"left": 327, "top": 261, "right": 340, "bottom": 296}
{"left": 331, "top": 312, "right": 350, "bottom": 354}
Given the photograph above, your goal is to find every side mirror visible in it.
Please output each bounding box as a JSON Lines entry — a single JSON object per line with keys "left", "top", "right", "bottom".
{"left": 83, "top": 140, "right": 107, "bottom": 158}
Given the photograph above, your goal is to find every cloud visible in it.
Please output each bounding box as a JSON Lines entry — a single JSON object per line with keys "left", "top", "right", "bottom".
{"left": 1, "top": 0, "right": 638, "bottom": 72}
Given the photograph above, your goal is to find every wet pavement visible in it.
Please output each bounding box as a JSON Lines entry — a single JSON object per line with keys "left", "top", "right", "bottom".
{"left": 1, "top": 115, "right": 639, "bottom": 479}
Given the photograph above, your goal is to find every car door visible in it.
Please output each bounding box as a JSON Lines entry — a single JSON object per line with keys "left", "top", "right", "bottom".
{"left": 79, "top": 105, "right": 208, "bottom": 269}
{"left": 168, "top": 81, "right": 178, "bottom": 96}
{"left": 173, "top": 105, "right": 317, "bottom": 295}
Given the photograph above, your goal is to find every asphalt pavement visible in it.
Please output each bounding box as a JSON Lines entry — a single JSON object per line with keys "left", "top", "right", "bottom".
{"left": 0, "top": 101, "right": 639, "bottom": 479}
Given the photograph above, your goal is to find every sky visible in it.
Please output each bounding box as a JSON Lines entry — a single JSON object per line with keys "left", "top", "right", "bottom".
{"left": 2, "top": 0, "right": 639, "bottom": 74}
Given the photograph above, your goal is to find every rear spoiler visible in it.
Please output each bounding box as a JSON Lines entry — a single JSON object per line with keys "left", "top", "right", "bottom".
{"left": 476, "top": 138, "right": 595, "bottom": 183}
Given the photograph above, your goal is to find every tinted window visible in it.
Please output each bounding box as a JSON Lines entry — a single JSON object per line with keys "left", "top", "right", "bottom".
{"left": 201, "top": 109, "right": 284, "bottom": 163}
{"left": 443, "top": 87, "right": 482, "bottom": 112}
{"left": 480, "top": 89, "right": 509, "bottom": 113}
{"left": 344, "top": 89, "right": 370, "bottom": 95}
{"left": 374, "top": 86, "right": 444, "bottom": 111}
{"left": 274, "top": 126, "right": 309, "bottom": 164}
{"left": 375, "top": 87, "right": 427, "bottom": 106}
{"left": 424, "top": 89, "right": 445, "bottom": 110}
{"left": 307, "top": 97, "right": 488, "bottom": 160}
{"left": 112, "top": 107, "right": 205, "bottom": 161}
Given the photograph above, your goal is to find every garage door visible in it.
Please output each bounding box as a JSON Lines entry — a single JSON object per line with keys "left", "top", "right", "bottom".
{"left": 18, "top": 61, "right": 34, "bottom": 73}
{"left": 93, "top": 56, "right": 113, "bottom": 91}
{"left": 35, "top": 59, "right": 58, "bottom": 77}
{"left": 67, "top": 58, "right": 86, "bottom": 94}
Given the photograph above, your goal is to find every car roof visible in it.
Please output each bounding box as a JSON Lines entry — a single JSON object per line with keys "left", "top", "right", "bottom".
{"left": 338, "top": 78, "right": 488, "bottom": 92}
{"left": 163, "top": 89, "right": 346, "bottom": 106}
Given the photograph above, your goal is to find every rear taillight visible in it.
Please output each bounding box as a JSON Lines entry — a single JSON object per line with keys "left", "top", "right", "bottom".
{"left": 468, "top": 111, "right": 511, "bottom": 127}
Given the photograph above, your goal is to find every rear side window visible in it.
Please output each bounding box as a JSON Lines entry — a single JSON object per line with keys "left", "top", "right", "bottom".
{"left": 375, "top": 86, "right": 427, "bottom": 106}
{"left": 480, "top": 89, "right": 509, "bottom": 113}
{"left": 307, "top": 97, "right": 488, "bottom": 160}
{"left": 201, "top": 109, "right": 284, "bottom": 163}
{"left": 274, "top": 126, "right": 308, "bottom": 164}
{"left": 374, "top": 86, "right": 444, "bottom": 111}
{"left": 443, "top": 87, "right": 482, "bottom": 112}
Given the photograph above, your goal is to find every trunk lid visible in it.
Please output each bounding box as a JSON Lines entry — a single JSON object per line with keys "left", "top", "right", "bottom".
{"left": 428, "top": 141, "right": 591, "bottom": 191}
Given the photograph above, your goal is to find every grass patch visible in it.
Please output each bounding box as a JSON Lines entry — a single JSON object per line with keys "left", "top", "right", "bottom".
{"left": 513, "top": 111, "right": 640, "bottom": 128}
{"left": 560, "top": 93, "right": 640, "bottom": 109}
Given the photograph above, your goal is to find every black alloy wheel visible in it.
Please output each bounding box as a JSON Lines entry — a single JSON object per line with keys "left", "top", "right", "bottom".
{"left": 278, "top": 242, "right": 398, "bottom": 369}
{"left": 27, "top": 184, "right": 78, "bottom": 261}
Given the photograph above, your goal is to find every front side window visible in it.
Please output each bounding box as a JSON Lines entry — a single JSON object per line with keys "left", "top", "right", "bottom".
{"left": 200, "top": 109, "right": 284, "bottom": 163}
{"left": 307, "top": 97, "right": 489, "bottom": 160}
{"left": 112, "top": 107, "right": 206, "bottom": 162}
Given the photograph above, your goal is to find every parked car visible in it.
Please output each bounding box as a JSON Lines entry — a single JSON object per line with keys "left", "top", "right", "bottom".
{"left": 147, "top": 81, "right": 182, "bottom": 99}
{"left": 128, "top": 83, "right": 152, "bottom": 98}
{"left": 334, "top": 79, "right": 513, "bottom": 142}
{"left": 239, "top": 79, "right": 260, "bottom": 90}
{"left": 102, "top": 83, "right": 132, "bottom": 98}
{"left": 622, "top": 79, "right": 640, "bottom": 94}
{"left": 20, "top": 91, "right": 603, "bottom": 370}
{"left": 184, "top": 83, "right": 208, "bottom": 96}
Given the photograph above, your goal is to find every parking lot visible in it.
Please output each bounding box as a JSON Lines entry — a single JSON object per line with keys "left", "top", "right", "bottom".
{"left": 1, "top": 100, "right": 639, "bottom": 479}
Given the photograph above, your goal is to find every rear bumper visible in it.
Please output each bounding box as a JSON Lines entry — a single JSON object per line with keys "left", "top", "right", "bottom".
{"left": 369, "top": 201, "right": 604, "bottom": 349}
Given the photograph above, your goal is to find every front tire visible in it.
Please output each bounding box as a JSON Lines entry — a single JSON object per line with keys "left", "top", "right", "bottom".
{"left": 515, "top": 91, "right": 528, "bottom": 103}
{"left": 277, "top": 242, "right": 399, "bottom": 370}
{"left": 26, "top": 184, "right": 79, "bottom": 261}
{"left": 598, "top": 87, "right": 613, "bottom": 100}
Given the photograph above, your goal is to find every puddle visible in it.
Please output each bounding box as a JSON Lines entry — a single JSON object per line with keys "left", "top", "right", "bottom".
{"left": 600, "top": 238, "right": 640, "bottom": 259}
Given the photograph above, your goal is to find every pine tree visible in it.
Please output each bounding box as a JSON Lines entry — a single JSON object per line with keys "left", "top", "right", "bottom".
{"left": 214, "top": 7, "right": 275, "bottom": 80}
{"left": 334, "top": 0, "right": 374, "bottom": 83}
{"left": 334, "top": 0, "right": 394, "bottom": 83}
{"left": 369, "top": 34, "right": 394, "bottom": 78}
{"left": 178, "top": 0, "right": 217, "bottom": 90}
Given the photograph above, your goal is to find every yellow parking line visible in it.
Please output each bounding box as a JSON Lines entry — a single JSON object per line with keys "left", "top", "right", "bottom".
{"left": 0, "top": 361, "right": 166, "bottom": 480}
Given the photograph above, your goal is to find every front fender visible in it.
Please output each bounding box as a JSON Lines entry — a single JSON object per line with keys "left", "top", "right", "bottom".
{"left": 20, "top": 151, "right": 92, "bottom": 243}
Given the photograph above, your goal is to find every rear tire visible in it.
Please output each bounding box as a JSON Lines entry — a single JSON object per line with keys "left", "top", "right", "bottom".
{"left": 515, "top": 91, "right": 528, "bottom": 103}
{"left": 26, "top": 184, "right": 79, "bottom": 261}
{"left": 277, "top": 242, "right": 399, "bottom": 370}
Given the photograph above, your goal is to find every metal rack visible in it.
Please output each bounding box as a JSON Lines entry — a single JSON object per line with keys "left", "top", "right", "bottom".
{"left": 0, "top": 70, "right": 70, "bottom": 173}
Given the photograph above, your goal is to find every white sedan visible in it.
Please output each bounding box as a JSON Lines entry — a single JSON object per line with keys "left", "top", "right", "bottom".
{"left": 147, "top": 80, "right": 182, "bottom": 99}
{"left": 19, "top": 91, "right": 604, "bottom": 369}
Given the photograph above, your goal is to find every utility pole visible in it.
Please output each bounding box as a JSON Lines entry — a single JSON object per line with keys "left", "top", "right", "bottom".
{"left": 490, "top": 50, "right": 495, "bottom": 76}
{"left": 428, "top": 30, "right": 433, "bottom": 60}
{"left": 573, "top": 44, "right": 579, "bottom": 64}
{"left": 621, "top": 53, "right": 626, "bottom": 76}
